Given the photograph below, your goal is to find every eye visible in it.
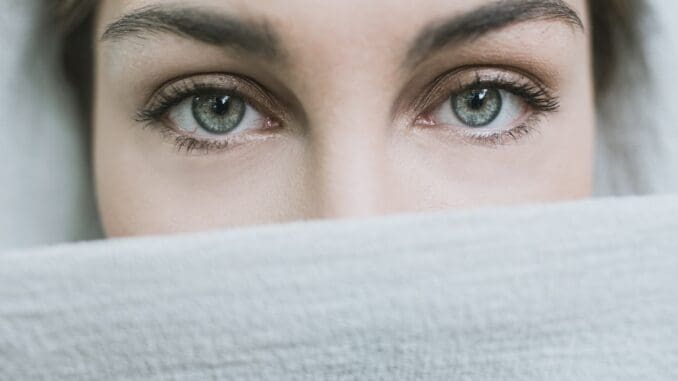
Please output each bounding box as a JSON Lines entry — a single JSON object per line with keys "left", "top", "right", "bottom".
{"left": 167, "top": 92, "right": 264, "bottom": 137}
{"left": 412, "top": 68, "right": 560, "bottom": 145}
{"left": 435, "top": 87, "right": 526, "bottom": 130}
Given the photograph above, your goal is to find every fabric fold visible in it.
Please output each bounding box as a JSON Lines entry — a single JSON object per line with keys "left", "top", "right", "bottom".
{"left": 2, "top": 196, "right": 677, "bottom": 380}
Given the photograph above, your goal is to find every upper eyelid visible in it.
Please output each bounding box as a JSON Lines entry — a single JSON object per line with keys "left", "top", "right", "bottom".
{"left": 137, "top": 73, "right": 286, "bottom": 123}
{"left": 412, "top": 66, "right": 558, "bottom": 114}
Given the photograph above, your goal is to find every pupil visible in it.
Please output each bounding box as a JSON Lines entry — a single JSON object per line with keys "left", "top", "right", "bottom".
{"left": 212, "top": 96, "right": 231, "bottom": 116}
{"left": 468, "top": 89, "right": 488, "bottom": 110}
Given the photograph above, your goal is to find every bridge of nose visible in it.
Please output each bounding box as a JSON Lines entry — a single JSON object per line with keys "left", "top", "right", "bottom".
{"left": 303, "top": 104, "right": 396, "bottom": 219}
{"left": 291, "top": 50, "right": 404, "bottom": 219}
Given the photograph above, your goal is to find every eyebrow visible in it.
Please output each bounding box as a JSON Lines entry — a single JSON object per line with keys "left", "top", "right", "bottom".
{"left": 405, "top": 0, "right": 584, "bottom": 67}
{"left": 101, "top": 5, "right": 282, "bottom": 60}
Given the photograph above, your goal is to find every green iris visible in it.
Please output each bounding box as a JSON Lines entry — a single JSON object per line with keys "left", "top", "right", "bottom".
{"left": 452, "top": 88, "right": 502, "bottom": 127}
{"left": 192, "top": 94, "right": 246, "bottom": 134}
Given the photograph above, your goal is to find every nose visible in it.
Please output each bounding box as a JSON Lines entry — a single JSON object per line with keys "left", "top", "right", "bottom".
{"left": 307, "top": 111, "right": 392, "bottom": 220}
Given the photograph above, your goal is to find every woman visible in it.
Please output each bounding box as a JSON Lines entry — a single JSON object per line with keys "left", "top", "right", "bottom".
{"left": 58, "top": 0, "right": 645, "bottom": 237}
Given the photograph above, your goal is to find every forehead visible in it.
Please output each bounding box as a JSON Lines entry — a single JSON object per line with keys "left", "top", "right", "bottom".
{"left": 99, "top": 0, "right": 588, "bottom": 43}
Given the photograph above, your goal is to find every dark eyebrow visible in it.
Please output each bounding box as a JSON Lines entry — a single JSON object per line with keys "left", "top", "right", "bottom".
{"left": 405, "top": 0, "right": 584, "bottom": 67}
{"left": 101, "top": 5, "right": 283, "bottom": 60}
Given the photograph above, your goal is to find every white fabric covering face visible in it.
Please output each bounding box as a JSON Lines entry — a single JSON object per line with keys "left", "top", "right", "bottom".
{"left": 1, "top": 196, "right": 677, "bottom": 380}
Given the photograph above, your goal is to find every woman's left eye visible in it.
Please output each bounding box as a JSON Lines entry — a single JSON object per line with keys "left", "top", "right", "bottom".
{"left": 167, "top": 92, "right": 265, "bottom": 137}
{"left": 432, "top": 87, "right": 527, "bottom": 131}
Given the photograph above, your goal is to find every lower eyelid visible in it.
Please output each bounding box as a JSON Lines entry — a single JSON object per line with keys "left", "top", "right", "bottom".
{"left": 459, "top": 113, "right": 546, "bottom": 146}
{"left": 155, "top": 124, "right": 280, "bottom": 155}
{"left": 416, "top": 102, "right": 547, "bottom": 146}
{"left": 467, "top": 125, "right": 537, "bottom": 146}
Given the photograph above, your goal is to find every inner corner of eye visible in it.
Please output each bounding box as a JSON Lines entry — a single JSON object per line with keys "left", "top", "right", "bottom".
{"left": 414, "top": 113, "right": 437, "bottom": 126}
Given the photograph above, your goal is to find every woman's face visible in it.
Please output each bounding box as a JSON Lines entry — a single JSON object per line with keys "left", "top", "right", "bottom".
{"left": 94, "top": 0, "right": 594, "bottom": 237}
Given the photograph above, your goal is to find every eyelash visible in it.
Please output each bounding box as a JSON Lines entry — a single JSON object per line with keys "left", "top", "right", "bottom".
{"left": 415, "top": 71, "right": 560, "bottom": 146}
{"left": 137, "top": 70, "right": 559, "bottom": 153}
{"left": 136, "top": 77, "right": 280, "bottom": 153}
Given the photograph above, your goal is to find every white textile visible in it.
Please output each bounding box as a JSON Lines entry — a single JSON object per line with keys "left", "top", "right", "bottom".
{"left": 2, "top": 196, "right": 677, "bottom": 379}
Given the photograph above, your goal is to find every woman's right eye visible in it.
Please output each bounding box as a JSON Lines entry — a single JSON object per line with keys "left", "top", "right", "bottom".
{"left": 167, "top": 92, "right": 265, "bottom": 137}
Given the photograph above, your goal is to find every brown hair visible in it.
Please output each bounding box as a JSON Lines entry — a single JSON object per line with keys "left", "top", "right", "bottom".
{"left": 57, "top": 0, "right": 96, "bottom": 121}
{"left": 56, "top": 0, "right": 647, "bottom": 114}
{"left": 588, "top": 0, "right": 647, "bottom": 96}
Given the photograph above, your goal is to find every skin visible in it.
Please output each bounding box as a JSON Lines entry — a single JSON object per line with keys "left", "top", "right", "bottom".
{"left": 94, "top": 0, "right": 595, "bottom": 237}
